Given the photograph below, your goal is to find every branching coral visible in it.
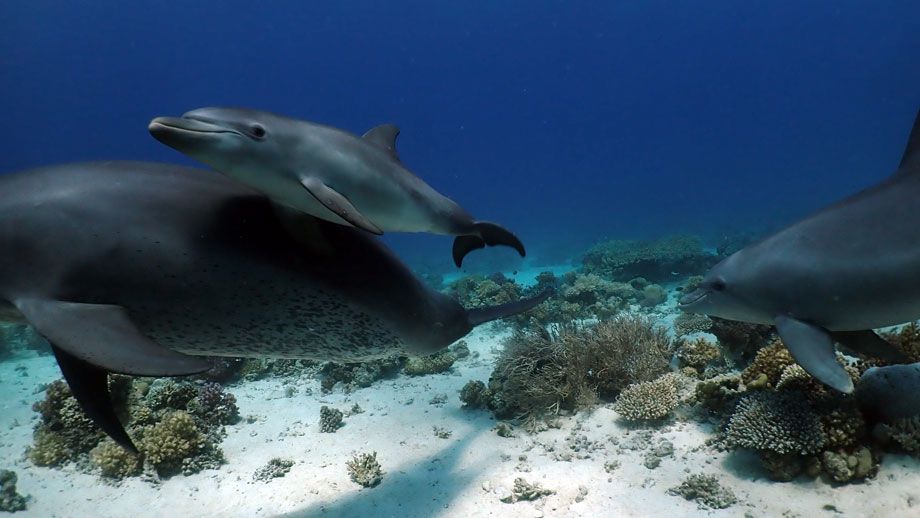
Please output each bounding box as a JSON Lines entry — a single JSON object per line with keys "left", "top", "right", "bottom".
{"left": 346, "top": 452, "right": 383, "bottom": 488}
{"left": 613, "top": 373, "right": 681, "bottom": 421}
{"left": 90, "top": 439, "right": 141, "bottom": 479}
{"left": 582, "top": 234, "right": 716, "bottom": 282}
{"left": 253, "top": 458, "right": 295, "bottom": 482}
{"left": 28, "top": 380, "right": 104, "bottom": 466}
{"left": 319, "top": 406, "right": 344, "bottom": 433}
{"left": 487, "top": 315, "right": 671, "bottom": 424}
{"left": 0, "top": 470, "right": 26, "bottom": 513}
{"left": 676, "top": 337, "right": 721, "bottom": 371}
{"left": 740, "top": 340, "right": 796, "bottom": 389}
{"left": 725, "top": 391, "right": 825, "bottom": 455}
{"left": 668, "top": 474, "right": 737, "bottom": 510}
{"left": 138, "top": 410, "right": 203, "bottom": 476}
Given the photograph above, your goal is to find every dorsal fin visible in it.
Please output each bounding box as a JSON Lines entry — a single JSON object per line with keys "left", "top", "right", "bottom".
{"left": 898, "top": 108, "right": 920, "bottom": 171}
{"left": 362, "top": 124, "right": 401, "bottom": 161}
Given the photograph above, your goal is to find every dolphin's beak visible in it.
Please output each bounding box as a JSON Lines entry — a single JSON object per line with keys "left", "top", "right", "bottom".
{"left": 678, "top": 288, "right": 708, "bottom": 309}
{"left": 148, "top": 116, "right": 238, "bottom": 138}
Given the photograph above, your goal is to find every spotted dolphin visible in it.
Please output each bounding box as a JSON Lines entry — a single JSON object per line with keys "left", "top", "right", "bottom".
{"left": 148, "top": 107, "right": 525, "bottom": 267}
{"left": 0, "top": 161, "right": 549, "bottom": 451}
{"left": 679, "top": 109, "right": 920, "bottom": 393}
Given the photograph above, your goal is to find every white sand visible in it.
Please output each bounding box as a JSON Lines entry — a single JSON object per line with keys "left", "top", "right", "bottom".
{"left": 2, "top": 286, "right": 920, "bottom": 518}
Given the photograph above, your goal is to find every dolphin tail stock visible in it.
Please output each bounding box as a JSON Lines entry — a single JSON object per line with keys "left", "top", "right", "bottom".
{"left": 467, "top": 288, "right": 553, "bottom": 327}
{"left": 452, "top": 221, "right": 526, "bottom": 267}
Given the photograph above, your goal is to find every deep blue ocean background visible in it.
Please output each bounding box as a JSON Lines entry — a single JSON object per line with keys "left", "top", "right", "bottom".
{"left": 2, "top": 1, "right": 919, "bottom": 273}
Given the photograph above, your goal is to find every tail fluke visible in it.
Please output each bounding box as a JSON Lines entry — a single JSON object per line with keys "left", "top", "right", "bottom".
{"left": 452, "top": 221, "right": 526, "bottom": 267}
{"left": 467, "top": 288, "right": 553, "bottom": 326}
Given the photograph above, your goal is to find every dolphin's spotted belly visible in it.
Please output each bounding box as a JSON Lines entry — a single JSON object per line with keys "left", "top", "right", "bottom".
{"left": 126, "top": 280, "right": 404, "bottom": 362}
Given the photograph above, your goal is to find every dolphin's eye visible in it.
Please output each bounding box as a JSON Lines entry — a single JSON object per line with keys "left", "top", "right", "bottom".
{"left": 250, "top": 125, "right": 266, "bottom": 139}
{"left": 711, "top": 280, "right": 726, "bottom": 292}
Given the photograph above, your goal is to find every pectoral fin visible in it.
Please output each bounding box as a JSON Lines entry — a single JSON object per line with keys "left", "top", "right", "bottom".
{"left": 299, "top": 177, "right": 383, "bottom": 235}
{"left": 831, "top": 330, "right": 910, "bottom": 364}
{"left": 15, "top": 299, "right": 211, "bottom": 452}
{"left": 775, "top": 315, "right": 854, "bottom": 393}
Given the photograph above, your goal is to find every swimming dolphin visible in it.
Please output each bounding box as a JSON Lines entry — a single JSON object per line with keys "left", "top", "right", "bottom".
{"left": 0, "top": 161, "right": 549, "bottom": 451}
{"left": 679, "top": 108, "right": 920, "bottom": 394}
{"left": 148, "top": 107, "right": 525, "bottom": 267}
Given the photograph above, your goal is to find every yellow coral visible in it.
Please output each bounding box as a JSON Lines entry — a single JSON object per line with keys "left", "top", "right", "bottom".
{"left": 91, "top": 440, "right": 141, "bottom": 479}
{"left": 138, "top": 410, "right": 202, "bottom": 474}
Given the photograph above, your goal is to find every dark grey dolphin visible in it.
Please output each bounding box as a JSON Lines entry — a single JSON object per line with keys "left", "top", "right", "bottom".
{"left": 148, "top": 107, "right": 525, "bottom": 267}
{"left": 0, "top": 161, "right": 549, "bottom": 451}
{"left": 679, "top": 109, "right": 920, "bottom": 394}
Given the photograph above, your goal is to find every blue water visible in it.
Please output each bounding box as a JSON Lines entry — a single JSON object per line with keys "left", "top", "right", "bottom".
{"left": 2, "top": 1, "right": 919, "bottom": 270}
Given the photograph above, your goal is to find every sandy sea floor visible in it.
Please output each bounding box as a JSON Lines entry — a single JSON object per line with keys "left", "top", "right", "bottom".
{"left": 1, "top": 280, "right": 920, "bottom": 518}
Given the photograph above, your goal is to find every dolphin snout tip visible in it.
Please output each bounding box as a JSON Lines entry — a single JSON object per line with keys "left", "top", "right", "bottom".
{"left": 678, "top": 288, "right": 707, "bottom": 308}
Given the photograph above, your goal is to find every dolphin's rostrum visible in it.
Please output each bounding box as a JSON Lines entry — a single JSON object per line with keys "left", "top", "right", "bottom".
{"left": 148, "top": 107, "right": 525, "bottom": 267}
{"left": 0, "top": 161, "right": 549, "bottom": 451}
{"left": 680, "top": 108, "right": 920, "bottom": 394}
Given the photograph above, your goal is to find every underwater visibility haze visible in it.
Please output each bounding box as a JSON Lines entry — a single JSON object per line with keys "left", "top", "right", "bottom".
{"left": 1, "top": 1, "right": 920, "bottom": 517}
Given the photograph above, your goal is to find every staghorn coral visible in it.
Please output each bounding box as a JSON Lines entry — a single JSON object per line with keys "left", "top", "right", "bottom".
{"left": 673, "top": 312, "right": 713, "bottom": 337}
{"left": 500, "top": 477, "right": 555, "bottom": 503}
{"left": 319, "top": 406, "right": 344, "bottom": 433}
{"left": 403, "top": 351, "right": 457, "bottom": 376}
{"left": 138, "top": 410, "right": 203, "bottom": 477}
{"left": 725, "top": 391, "right": 825, "bottom": 455}
{"left": 668, "top": 473, "right": 737, "bottom": 510}
{"left": 0, "top": 470, "right": 26, "bottom": 513}
{"left": 613, "top": 373, "right": 681, "bottom": 421}
{"left": 90, "top": 440, "right": 141, "bottom": 479}
{"left": 486, "top": 315, "right": 671, "bottom": 424}
{"left": 253, "top": 458, "right": 295, "bottom": 482}
{"left": 346, "top": 452, "right": 383, "bottom": 488}
{"left": 740, "top": 340, "right": 795, "bottom": 389}
{"left": 676, "top": 337, "right": 721, "bottom": 371}
{"left": 582, "top": 235, "right": 716, "bottom": 282}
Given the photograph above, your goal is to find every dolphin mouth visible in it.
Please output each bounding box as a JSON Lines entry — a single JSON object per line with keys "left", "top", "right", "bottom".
{"left": 678, "top": 288, "right": 708, "bottom": 307}
{"left": 148, "top": 116, "right": 241, "bottom": 138}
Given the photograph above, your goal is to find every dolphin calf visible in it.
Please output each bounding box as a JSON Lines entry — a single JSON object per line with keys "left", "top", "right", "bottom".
{"left": 679, "top": 109, "right": 920, "bottom": 394}
{"left": 0, "top": 161, "right": 549, "bottom": 451}
{"left": 148, "top": 107, "right": 525, "bottom": 267}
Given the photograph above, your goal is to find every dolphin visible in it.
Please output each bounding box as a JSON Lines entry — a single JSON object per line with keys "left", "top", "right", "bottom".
{"left": 148, "top": 107, "right": 525, "bottom": 267}
{"left": 0, "top": 161, "right": 549, "bottom": 451}
{"left": 679, "top": 109, "right": 920, "bottom": 394}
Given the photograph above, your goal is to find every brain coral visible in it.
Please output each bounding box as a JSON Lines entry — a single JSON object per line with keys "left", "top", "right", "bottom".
{"left": 725, "top": 391, "right": 825, "bottom": 455}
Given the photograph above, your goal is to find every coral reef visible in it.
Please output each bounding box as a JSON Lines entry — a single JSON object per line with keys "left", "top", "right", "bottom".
{"left": 403, "top": 350, "right": 457, "bottom": 376}
{"left": 673, "top": 313, "right": 713, "bottom": 337}
{"left": 346, "top": 452, "right": 383, "bottom": 488}
{"left": 459, "top": 380, "right": 490, "bottom": 409}
{"left": 582, "top": 234, "right": 716, "bottom": 282}
{"left": 725, "top": 391, "right": 825, "bottom": 455}
{"left": 0, "top": 470, "right": 26, "bottom": 513}
{"left": 676, "top": 337, "right": 721, "bottom": 372}
{"left": 694, "top": 373, "right": 744, "bottom": 415}
{"left": 253, "top": 458, "right": 295, "bottom": 482}
{"left": 499, "top": 477, "right": 555, "bottom": 503}
{"left": 90, "top": 440, "right": 141, "bottom": 479}
{"left": 486, "top": 315, "right": 671, "bottom": 425}
{"left": 319, "top": 357, "right": 404, "bottom": 393}
{"left": 882, "top": 322, "right": 920, "bottom": 362}
{"left": 28, "top": 380, "right": 104, "bottom": 466}
{"left": 668, "top": 474, "right": 737, "bottom": 509}
{"left": 138, "top": 410, "right": 204, "bottom": 477}
{"left": 819, "top": 448, "right": 877, "bottom": 483}
{"left": 613, "top": 373, "right": 681, "bottom": 421}
{"left": 319, "top": 406, "right": 344, "bottom": 433}
{"left": 448, "top": 274, "right": 521, "bottom": 309}
{"left": 708, "top": 317, "right": 773, "bottom": 362}
{"left": 740, "top": 340, "right": 795, "bottom": 389}
{"left": 876, "top": 416, "right": 920, "bottom": 452}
